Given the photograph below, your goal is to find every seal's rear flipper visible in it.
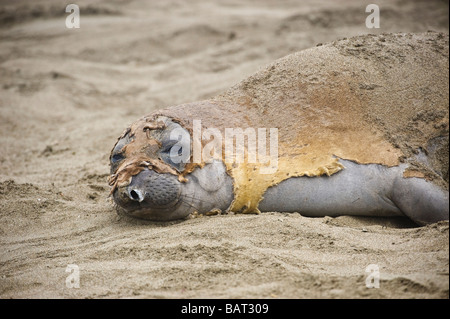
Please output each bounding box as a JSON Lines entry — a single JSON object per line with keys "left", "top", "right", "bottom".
{"left": 393, "top": 176, "right": 449, "bottom": 226}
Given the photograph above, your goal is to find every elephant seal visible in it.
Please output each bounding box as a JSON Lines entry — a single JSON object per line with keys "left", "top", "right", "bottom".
{"left": 108, "top": 32, "right": 449, "bottom": 225}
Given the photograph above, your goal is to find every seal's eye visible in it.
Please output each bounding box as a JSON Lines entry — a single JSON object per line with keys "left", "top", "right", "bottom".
{"left": 158, "top": 123, "right": 191, "bottom": 172}
{"left": 111, "top": 153, "right": 124, "bottom": 164}
{"left": 110, "top": 152, "right": 125, "bottom": 174}
{"left": 159, "top": 141, "right": 187, "bottom": 172}
{"left": 161, "top": 141, "right": 176, "bottom": 154}
{"left": 110, "top": 131, "right": 133, "bottom": 174}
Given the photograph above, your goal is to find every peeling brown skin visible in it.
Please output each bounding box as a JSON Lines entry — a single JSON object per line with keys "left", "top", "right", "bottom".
{"left": 108, "top": 117, "right": 191, "bottom": 195}
{"left": 109, "top": 32, "right": 449, "bottom": 214}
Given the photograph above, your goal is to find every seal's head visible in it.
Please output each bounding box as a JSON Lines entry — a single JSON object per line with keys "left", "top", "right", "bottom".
{"left": 108, "top": 115, "right": 233, "bottom": 221}
{"left": 108, "top": 116, "right": 193, "bottom": 220}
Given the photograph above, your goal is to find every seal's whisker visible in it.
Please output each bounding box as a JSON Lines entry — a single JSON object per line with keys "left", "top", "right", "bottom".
{"left": 179, "top": 198, "right": 200, "bottom": 211}
{"left": 182, "top": 194, "right": 217, "bottom": 205}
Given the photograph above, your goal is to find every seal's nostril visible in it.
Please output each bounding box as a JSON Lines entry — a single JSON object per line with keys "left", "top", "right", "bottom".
{"left": 129, "top": 189, "right": 144, "bottom": 202}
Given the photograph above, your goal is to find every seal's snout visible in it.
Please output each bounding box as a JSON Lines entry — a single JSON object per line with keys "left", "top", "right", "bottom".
{"left": 125, "top": 171, "right": 180, "bottom": 207}
{"left": 113, "top": 168, "right": 185, "bottom": 220}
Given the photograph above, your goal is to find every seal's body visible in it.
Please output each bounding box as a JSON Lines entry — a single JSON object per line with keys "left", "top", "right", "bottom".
{"left": 109, "top": 32, "right": 449, "bottom": 225}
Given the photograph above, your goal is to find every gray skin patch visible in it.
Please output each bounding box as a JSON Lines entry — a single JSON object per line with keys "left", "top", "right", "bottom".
{"left": 111, "top": 118, "right": 449, "bottom": 225}
{"left": 259, "top": 159, "right": 449, "bottom": 226}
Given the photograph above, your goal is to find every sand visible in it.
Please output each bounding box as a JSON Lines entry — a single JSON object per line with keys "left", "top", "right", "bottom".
{"left": 0, "top": 0, "right": 448, "bottom": 299}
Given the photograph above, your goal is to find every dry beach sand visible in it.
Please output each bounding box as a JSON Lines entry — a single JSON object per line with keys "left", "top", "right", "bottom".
{"left": 0, "top": 0, "right": 449, "bottom": 298}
